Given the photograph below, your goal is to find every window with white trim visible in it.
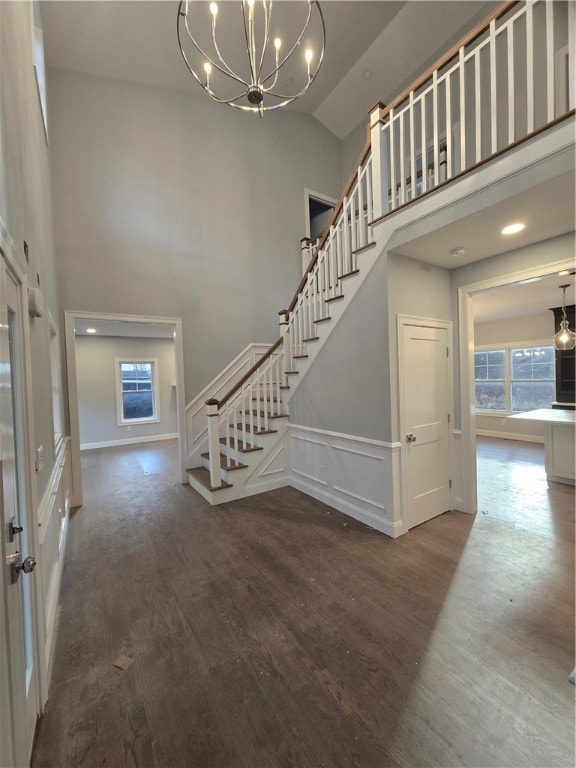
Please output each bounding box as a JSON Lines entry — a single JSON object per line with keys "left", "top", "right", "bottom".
{"left": 474, "top": 345, "right": 555, "bottom": 413}
{"left": 115, "top": 359, "right": 159, "bottom": 425}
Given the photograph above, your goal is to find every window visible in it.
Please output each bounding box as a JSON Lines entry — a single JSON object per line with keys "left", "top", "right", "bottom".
{"left": 115, "top": 359, "right": 159, "bottom": 425}
{"left": 474, "top": 345, "right": 555, "bottom": 412}
{"left": 510, "top": 346, "right": 556, "bottom": 412}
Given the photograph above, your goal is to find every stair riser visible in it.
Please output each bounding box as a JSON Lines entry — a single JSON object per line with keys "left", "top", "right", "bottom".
{"left": 200, "top": 454, "right": 248, "bottom": 484}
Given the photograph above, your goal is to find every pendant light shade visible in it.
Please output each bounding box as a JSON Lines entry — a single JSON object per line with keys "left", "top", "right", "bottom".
{"left": 553, "top": 284, "right": 576, "bottom": 351}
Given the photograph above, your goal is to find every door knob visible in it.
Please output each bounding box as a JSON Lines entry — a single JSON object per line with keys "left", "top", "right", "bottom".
{"left": 18, "top": 556, "right": 36, "bottom": 575}
{"left": 406, "top": 434, "right": 417, "bottom": 443}
{"left": 7, "top": 551, "right": 36, "bottom": 584}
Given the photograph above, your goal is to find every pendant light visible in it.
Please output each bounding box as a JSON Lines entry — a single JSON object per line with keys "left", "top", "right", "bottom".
{"left": 553, "top": 284, "right": 576, "bottom": 351}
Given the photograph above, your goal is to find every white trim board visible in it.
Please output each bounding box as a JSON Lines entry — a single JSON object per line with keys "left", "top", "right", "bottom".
{"left": 81, "top": 433, "right": 178, "bottom": 451}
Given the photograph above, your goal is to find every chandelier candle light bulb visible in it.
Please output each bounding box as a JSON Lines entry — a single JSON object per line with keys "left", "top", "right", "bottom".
{"left": 177, "top": 0, "right": 325, "bottom": 115}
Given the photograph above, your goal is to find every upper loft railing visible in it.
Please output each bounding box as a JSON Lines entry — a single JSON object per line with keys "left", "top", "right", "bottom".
{"left": 370, "top": 0, "right": 575, "bottom": 221}
{"left": 200, "top": 0, "right": 575, "bottom": 489}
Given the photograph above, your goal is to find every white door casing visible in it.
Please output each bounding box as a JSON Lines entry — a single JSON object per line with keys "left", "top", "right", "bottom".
{"left": 398, "top": 317, "right": 453, "bottom": 530}
{"left": 1, "top": 256, "right": 39, "bottom": 768}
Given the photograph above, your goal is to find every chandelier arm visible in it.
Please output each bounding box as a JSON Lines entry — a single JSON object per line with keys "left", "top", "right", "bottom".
{"left": 257, "top": 0, "right": 272, "bottom": 80}
{"left": 179, "top": 3, "right": 249, "bottom": 87}
{"left": 204, "top": 87, "right": 254, "bottom": 105}
{"left": 211, "top": 14, "right": 246, "bottom": 84}
{"left": 241, "top": 2, "right": 257, "bottom": 84}
{"left": 260, "top": 0, "right": 316, "bottom": 87}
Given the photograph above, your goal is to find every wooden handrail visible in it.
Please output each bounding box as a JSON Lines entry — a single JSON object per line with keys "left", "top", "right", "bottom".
{"left": 213, "top": 337, "right": 283, "bottom": 409}
{"left": 288, "top": 136, "right": 371, "bottom": 313}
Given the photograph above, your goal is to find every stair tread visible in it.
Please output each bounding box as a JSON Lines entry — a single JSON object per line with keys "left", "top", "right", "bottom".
{"left": 325, "top": 295, "right": 344, "bottom": 303}
{"left": 220, "top": 437, "right": 263, "bottom": 453}
{"left": 200, "top": 453, "right": 247, "bottom": 471}
{"left": 285, "top": 370, "right": 299, "bottom": 375}
{"left": 303, "top": 336, "right": 319, "bottom": 342}
{"left": 235, "top": 423, "right": 278, "bottom": 435}
{"left": 339, "top": 269, "right": 360, "bottom": 279}
{"left": 314, "top": 316, "right": 331, "bottom": 324}
{"left": 293, "top": 354, "right": 308, "bottom": 359}
{"left": 244, "top": 410, "right": 288, "bottom": 418}
{"left": 189, "top": 467, "right": 232, "bottom": 491}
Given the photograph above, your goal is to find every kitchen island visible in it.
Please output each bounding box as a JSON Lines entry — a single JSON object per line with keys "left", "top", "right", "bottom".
{"left": 508, "top": 408, "right": 575, "bottom": 485}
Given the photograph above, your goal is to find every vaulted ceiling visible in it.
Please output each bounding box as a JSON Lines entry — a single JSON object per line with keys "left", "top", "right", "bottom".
{"left": 41, "top": 0, "right": 496, "bottom": 139}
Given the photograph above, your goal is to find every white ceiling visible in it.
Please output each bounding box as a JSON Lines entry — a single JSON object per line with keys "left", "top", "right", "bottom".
{"left": 40, "top": 0, "right": 496, "bottom": 139}
{"left": 389, "top": 173, "right": 576, "bottom": 270}
{"left": 472, "top": 272, "right": 576, "bottom": 323}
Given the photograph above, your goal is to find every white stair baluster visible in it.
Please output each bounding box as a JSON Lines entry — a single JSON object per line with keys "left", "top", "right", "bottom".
{"left": 507, "top": 22, "right": 515, "bottom": 144}
{"left": 490, "top": 19, "right": 498, "bottom": 154}
{"left": 526, "top": 1, "right": 534, "bottom": 133}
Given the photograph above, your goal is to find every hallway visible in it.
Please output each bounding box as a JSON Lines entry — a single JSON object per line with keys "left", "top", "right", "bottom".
{"left": 32, "top": 438, "right": 574, "bottom": 768}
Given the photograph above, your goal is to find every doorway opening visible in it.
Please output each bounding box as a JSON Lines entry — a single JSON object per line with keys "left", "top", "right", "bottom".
{"left": 304, "top": 188, "right": 337, "bottom": 242}
{"left": 458, "top": 259, "right": 575, "bottom": 517}
{"left": 64, "top": 311, "right": 187, "bottom": 507}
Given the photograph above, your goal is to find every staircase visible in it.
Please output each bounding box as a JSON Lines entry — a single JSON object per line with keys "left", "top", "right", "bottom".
{"left": 186, "top": 0, "right": 575, "bottom": 506}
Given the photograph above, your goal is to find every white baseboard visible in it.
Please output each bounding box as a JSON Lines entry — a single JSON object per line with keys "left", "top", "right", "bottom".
{"left": 291, "top": 475, "right": 402, "bottom": 538}
{"left": 81, "top": 433, "right": 178, "bottom": 450}
{"left": 476, "top": 429, "right": 545, "bottom": 444}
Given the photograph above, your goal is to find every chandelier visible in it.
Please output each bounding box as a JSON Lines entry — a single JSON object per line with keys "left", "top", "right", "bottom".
{"left": 553, "top": 284, "right": 576, "bottom": 351}
{"left": 177, "top": 0, "right": 326, "bottom": 116}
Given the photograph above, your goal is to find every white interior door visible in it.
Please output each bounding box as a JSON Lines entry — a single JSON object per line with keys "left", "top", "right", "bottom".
{"left": 400, "top": 320, "right": 451, "bottom": 530}
{"left": 1, "top": 258, "right": 38, "bottom": 767}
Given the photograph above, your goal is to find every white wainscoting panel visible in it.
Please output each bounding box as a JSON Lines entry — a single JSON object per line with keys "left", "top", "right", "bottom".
{"left": 243, "top": 430, "right": 292, "bottom": 496}
{"left": 289, "top": 425, "right": 404, "bottom": 538}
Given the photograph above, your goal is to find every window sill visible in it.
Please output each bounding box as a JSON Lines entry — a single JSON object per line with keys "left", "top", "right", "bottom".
{"left": 117, "top": 417, "right": 161, "bottom": 427}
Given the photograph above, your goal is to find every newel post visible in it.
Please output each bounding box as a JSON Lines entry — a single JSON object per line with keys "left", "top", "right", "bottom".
{"left": 278, "top": 310, "right": 292, "bottom": 374}
{"left": 300, "top": 237, "right": 312, "bottom": 275}
{"left": 369, "top": 101, "right": 388, "bottom": 220}
{"left": 205, "top": 398, "right": 222, "bottom": 489}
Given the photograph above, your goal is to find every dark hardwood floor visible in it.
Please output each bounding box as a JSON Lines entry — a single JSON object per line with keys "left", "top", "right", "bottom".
{"left": 31, "top": 437, "right": 574, "bottom": 768}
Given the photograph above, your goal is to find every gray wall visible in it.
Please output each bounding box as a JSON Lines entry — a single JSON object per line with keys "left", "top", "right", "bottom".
{"left": 48, "top": 68, "right": 343, "bottom": 403}
{"left": 0, "top": 1, "right": 60, "bottom": 500}
{"left": 289, "top": 254, "right": 390, "bottom": 440}
{"left": 288, "top": 250, "right": 452, "bottom": 443}
{"left": 341, "top": 119, "right": 369, "bottom": 188}
{"left": 76, "top": 336, "right": 177, "bottom": 447}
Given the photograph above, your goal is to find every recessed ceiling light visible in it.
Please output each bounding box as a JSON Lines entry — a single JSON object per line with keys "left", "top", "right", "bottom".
{"left": 501, "top": 222, "right": 525, "bottom": 235}
{"left": 450, "top": 247, "right": 466, "bottom": 258}
{"left": 86, "top": 328, "right": 97, "bottom": 334}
